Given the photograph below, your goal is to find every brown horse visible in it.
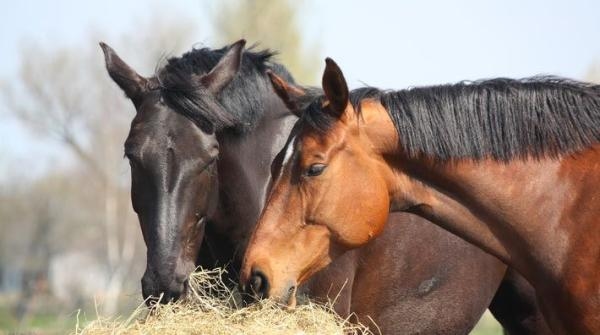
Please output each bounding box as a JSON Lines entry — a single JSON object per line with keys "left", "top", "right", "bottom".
{"left": 241, "top": 58, "right": 600, "bottom": 334}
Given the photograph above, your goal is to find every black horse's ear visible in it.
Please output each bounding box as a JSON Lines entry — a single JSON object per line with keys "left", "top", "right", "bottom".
{"left": 322, "top": 58, "right": 349, "bottom": 118}
{"left": 200, "top": 39, "right": 246, "bottom": 95}
{"left": 100, "top": 42, "right": 149, "bottom": 105}
{"left": 267, "top": 70, "right": 306, "bottom": 117}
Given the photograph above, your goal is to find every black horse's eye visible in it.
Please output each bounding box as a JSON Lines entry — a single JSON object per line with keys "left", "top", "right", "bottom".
{"left": 126, "top": 156, "right": 137, "bottom": 167}
{"left": 305, "top": 163, "right": 326, "bottom": 177}
{"left": 126, "top": 154, "right": 142, "bottom": 170}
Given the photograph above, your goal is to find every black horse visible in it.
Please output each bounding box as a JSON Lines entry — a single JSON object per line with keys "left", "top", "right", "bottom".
{"left": 101, "top": 40, "right": 551, "bottom": 334}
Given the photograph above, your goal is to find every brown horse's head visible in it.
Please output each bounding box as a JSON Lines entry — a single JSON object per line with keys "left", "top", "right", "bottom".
{"left": 241, "top": 59, "right": 395, "bottom": 305}
{"left": 101, "top": 41, "right": 245, "bottom": 304}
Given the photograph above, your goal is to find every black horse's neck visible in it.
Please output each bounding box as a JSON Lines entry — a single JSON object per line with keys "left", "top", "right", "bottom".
{"left": 211, "top": 90, "right": 297, "bottom": 265}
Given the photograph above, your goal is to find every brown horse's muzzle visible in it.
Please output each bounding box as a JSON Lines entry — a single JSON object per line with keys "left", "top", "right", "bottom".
{"left": 240, "top": 265, "right": 298, "bottom": 308}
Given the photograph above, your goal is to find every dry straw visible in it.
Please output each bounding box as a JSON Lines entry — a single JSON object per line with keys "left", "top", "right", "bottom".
{"left": 75, "top": 268, "right": 372, "bottom": 335}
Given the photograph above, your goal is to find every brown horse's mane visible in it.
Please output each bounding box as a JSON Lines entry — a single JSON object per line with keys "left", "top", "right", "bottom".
{"left": 302, "top": 77, "right": 600, "bottom": 161}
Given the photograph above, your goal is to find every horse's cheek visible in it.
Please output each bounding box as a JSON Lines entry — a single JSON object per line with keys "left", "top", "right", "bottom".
{"left": 364, "top": 175, "right": 390, "bottom": 241}
{"left": 344, "top": 171, "right": 389, "bottom": 246}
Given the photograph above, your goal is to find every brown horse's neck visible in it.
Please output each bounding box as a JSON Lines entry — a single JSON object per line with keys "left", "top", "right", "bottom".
{"left": 356, "top": 100, "right": 600, "bottom": 334}
{"left": 362, "top": 100, "right": 600, "bottom": 289}
{"left": 397, "top": 159, "right": 567, "bottom": 277}
{"left": 395, "top": 152, "right": 600, "bottom": 334}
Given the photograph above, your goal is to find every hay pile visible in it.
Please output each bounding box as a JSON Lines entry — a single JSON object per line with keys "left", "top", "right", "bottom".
{"left": 75, "top": 268, "right": 372, "bottom": 335}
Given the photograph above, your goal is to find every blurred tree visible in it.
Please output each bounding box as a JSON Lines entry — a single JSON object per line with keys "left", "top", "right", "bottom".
{"left": 208, "top": 0, "right": 321, "bottom": 84}
{"left": 2, "top": 43, "right": 139, "bottom": 316}
{"left": 1, "top": 17, "right": 199, "bottom": 316}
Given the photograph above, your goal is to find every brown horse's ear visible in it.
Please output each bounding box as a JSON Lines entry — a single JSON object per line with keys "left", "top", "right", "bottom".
{"left": 100, "top": 42, "right": 149, "bottom": 105}
{"left": 267, "top": 70, "right": 306, "bottom": 117}
{"left": 200, "top": 39, "right": 246, "bottom": 95}
{"left": 322, "top": 58, "right": 349, "bottom": 118}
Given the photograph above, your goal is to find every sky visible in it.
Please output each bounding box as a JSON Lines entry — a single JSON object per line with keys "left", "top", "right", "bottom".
{"left": 1, "top": 0, "right": 600, "bottom": 178}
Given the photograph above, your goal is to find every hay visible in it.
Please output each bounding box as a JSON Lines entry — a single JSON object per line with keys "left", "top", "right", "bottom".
{"left": 75, "top": 268, "right": 372, "bottom": 335}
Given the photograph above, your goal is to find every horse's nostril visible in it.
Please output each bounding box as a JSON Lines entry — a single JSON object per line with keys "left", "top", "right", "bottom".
{"left": 175, "top": 273, "right": 189, "bottom": 285}
{"left": 248, "top": 269, "right": 269, "bottom": 299}
{"left": 141, "top": 273, "right": 188, "bottom": 306}
{"left": 168, "top": 291, "right": 181, "bottom": 303}
{"left": 250, "top": 273, "right": 263, "bottom": 291}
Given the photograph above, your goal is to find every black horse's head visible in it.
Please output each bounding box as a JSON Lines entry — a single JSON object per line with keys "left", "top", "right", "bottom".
{"left": 100, "top": 41, "right": 245, "bottom": 304}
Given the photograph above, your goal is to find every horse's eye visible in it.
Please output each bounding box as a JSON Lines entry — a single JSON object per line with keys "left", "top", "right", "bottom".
{"left": 128, "top": 159, "right": 138, "bottom": 169}
{"left": 305, "top": 163, "right": 326, "bottom": 177}
{"left": 126, "top": 154, "right": 140, "bottom": 169}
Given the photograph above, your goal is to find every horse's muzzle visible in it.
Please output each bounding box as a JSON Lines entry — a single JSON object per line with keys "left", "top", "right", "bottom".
{"left": 141, "top": 270, "right": 189, "bottom": 306}
{"left": 240, "top": 267, "right": 297, "bottom": 308}
{"left": 241, "top": 267, "right": 270, "bottom": 304}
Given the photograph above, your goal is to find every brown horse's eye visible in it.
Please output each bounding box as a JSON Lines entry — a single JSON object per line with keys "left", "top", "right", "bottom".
{"left": 305, "top": 163, "right": 326, "bottom": 177}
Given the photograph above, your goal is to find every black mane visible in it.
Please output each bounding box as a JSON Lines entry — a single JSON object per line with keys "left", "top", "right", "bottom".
{"left": 158, "top": 43, "right": 294, "bottom": 133}
{"left": 303, "top": 77, "right": 600, "bottom": 161}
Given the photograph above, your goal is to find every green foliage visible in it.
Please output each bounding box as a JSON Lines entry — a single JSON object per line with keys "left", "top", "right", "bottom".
{"left": 0, "top": 302, "right": 77, "bottom": 335}
{"left": 209, "top": 0, "right": 320, "bottom": 84}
